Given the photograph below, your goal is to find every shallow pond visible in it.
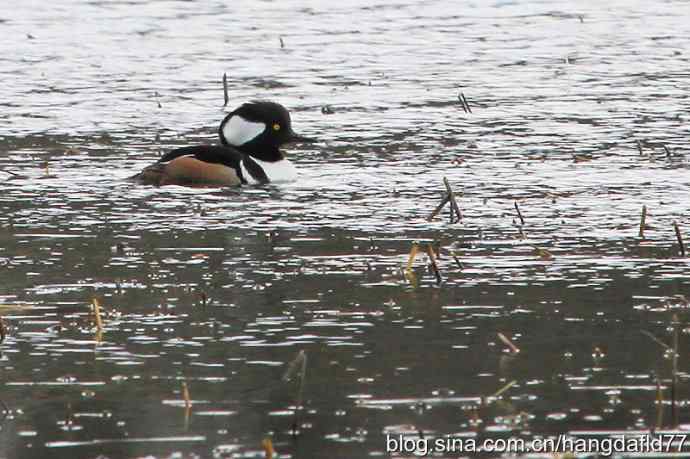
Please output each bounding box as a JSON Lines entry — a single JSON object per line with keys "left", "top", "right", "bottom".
{"left": 1, "top": 0, "right": 690, "bottom": 458}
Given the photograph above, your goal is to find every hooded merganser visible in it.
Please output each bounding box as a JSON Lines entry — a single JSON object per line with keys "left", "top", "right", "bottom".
{"left": 132, "top": 101, "right": 313, "bottom": 187}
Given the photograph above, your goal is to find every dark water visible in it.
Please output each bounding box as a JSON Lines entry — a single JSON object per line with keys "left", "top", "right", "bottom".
{"left": 1, "top": 0, "right": 690, "bottom": 458}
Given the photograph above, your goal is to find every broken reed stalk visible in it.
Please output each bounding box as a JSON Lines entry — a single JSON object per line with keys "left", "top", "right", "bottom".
{"left": 433, "top": 240, "right": 442, "bottom": 260}
{"left": 641, "top": 330, "right": 670, "bottom": 350}
{"left": 294, "top": 353, "right": 307, "bottom": 434}
{"left": 443, "top": 177, "right": 462, "bottom": 223}
{"left": 279, "top": 36, "right": 285, "bottom": 49}
{"left": 0, "top": 398, "right": 8, "bottom": 420}
{"left": 643, "top": 330, "right": 677, "bottom": 430}
{"left": 452, "top": 253, "right": 463, "bottom": 269}
{"left": 182, "top": 381, "right": 192, "bottom": 410}
{"left": 222, "top": 73, "right": 229, "bottom": 107}
{"left": 497, "top": 332, "right": 520, "bottom": 354}
{"left": 92, "top": 298, "right": 103, "bottom": 332}
{"left": 463, "top": 93, "right": 472, "bottom": 113}
{"left": 427, "top": 194, "right": 450, "bottom": 221}
{"left": 457, "top": 93, "right": 467, "bottom": 113}
{"left": 428, "top": 179, "right": 461, "bottom": 223}
{"left": 0, "top": 169, "right": 21, "bottom": 178}
{"left": 262, "top": 438, "right": 275, "bottom": 459}
{"left": 282, "top": 350, "right": 307, "bottom": 436}
{"left": 673, "top": 221, "right": 685, "bottom": 257}
{"left": 655, "top": 373, "right": 664, "bottom": 431}
{"left": 457, "top": 92, "right": 472, "bottom": 114}
{"left": 672, "top": 314, "right": 679, "bottom": 427}
{"left": 514, "top": 201, "right": 525, "bottom": 226}
{"left": 636, "top": 139, "right": 644, "bottom": 156}
{"left": 490, "top": 380, "right": 517, "bottom": 400}
{"left": 406, "top": 243, "right": 419, "bottom": 273}
{"left": 426, "top": 244, "right": 442, "bottom": 285}
{"left": 663, "top": 145, "right": 672, "bottom": 158}
{"left": 639, "top": 205, "right": 647, "bottom": 239}
{"left": 481, "top": 380, "right": 517, "bottom": 407}
{"left": 65, "top": 403, "right": 74, "bottom": 430}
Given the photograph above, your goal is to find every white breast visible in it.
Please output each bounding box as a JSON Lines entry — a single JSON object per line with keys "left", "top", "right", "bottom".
{"left": 240, "top": 158, "right": 298, "bottom": 184}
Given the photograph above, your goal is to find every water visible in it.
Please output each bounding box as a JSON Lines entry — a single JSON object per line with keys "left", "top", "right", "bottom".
{"left": 1, "top": 0, "right": 690, "bottom": 457}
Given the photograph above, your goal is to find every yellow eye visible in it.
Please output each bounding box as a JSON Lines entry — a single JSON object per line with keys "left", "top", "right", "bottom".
{"left": 273, "top": 123, "right": 281, "bottom": 131}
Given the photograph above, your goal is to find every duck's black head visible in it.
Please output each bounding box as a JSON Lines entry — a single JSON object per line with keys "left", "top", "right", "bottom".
{"left": 218, "top": 101, "right": 313, "bottom": 162}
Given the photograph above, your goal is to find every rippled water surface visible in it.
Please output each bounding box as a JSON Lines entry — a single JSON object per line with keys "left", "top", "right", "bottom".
{"left": 1, "top": 0, "right": 690, "bottom": 458}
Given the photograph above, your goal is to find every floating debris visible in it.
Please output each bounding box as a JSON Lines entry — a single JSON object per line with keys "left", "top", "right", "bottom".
{"left": 533, "top": 247, "right": 553, "bottom": 260}
{"left": 0, "top": 316, "right": 6, "bottom": 343}
{"left": 279, "top": 36, "right": 285, "bottom": 49}
{"left": 321, "top": 105, "right": 334, "bottom": 115}
{"left": 573, "top": 154, "right": 593, "bottom": 163}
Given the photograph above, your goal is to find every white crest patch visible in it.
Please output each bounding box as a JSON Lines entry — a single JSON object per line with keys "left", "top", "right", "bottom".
{"left": 222, "top": 115, "right": 266, "bottom": 146}
{"left": 241, "top": 158, "right": 298, "bottom": 184}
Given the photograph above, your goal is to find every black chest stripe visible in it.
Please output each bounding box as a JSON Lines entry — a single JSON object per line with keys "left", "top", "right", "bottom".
{"left": 242, "top": 156, "right": 270, "bottom": 184}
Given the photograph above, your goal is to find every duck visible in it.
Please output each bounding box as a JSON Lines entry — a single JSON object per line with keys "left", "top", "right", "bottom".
{"left": 132, "top": 101, "right": 313, "bottom": 187}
